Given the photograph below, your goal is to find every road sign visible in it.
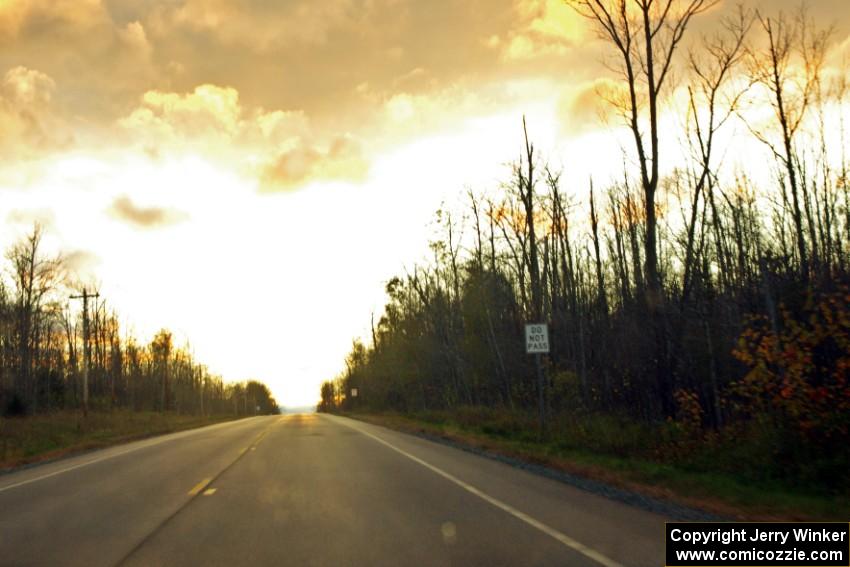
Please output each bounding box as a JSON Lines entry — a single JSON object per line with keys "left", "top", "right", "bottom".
{"left": 351, "top": 388, "right": 358, "bottom": 398}
{"left": 525, "top": 323, "right": 549, "bottom": 354}
{"left": 525, "top": 323, "right": 549, "bottom": 434}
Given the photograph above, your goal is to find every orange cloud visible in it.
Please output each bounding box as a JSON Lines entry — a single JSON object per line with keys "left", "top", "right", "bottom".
{"left": 120, "top": 84, "right": 241, "bottom": 142}
{"left": 261, "top": 135, "right": 369, "bottom": 190}
{"left": 118, "top": 82, "right": 370, "bottom": 191}
{"left": 0, "top": 66, "right": 72, "bottom": 159}
{"left": 109, "top": 196, "right": 188, "bottom": 228}
{"left": 118, "top": 21, "right": 152, "bottom": 59}
{"left": 119, "top": 84, "right": 314, "bottom": 153}
{"left": 501, "top": 0, "right": 586, "bottom": 61}
{"left": 0, "top": 0, "right": 106, "bottom": 41}
{"left": 560, "top": 77, "right": 629, "bottom": 133}
{"left": 155, "top": 0, "right": 356, "bottom": 52}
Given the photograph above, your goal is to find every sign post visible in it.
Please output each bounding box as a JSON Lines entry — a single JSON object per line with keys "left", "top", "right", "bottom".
{"left": 525, "top": 324, "right": 549, "bottom": 436}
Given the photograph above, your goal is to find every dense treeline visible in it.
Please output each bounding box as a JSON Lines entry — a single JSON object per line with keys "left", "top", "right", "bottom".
{"left": 321, "top": 2, "right": 849, "bottom": 488}
{"left": 0, "top": 225, "right": 279, "bottom": 417}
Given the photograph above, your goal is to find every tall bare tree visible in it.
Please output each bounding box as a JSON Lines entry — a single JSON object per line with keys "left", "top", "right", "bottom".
{"left": 566, "top": 0, "right": 717, "bottom": 415}
{"left": 567, "top": 0, "right": 717, "bottom": 305}
{"left": 744, "top": 7, "right": 832, "bottom": 280}
{"left": 681, "top": 5, "right": 752, "bottom": 304}
{"left": 6, "top": 225, "right": 63, "bottom": 409}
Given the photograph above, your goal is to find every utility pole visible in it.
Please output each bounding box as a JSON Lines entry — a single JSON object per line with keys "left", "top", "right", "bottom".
{"left": 70, "top": 288, "right": 99, "bottom": 417}
{"left": 198, "top": 366, "right": 204, "bottom": 417}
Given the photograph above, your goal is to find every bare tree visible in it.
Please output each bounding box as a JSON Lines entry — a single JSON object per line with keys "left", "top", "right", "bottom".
{"left": 6, "top": 225, "right": 63, "bottom": 410}
{"left": 517, "top": 117, "right": 543, "bottom": 321}
{"left": 151, "top": 329, "right": 173, "bottom": 411}
{"left": 744, "top": 7, "right": 832, "bottom": 280}
{"left": 566, "top": 0, "right": 717, "bottom": 305}
{"left": 680, "top": 4, "right": 752, "bottom": 305}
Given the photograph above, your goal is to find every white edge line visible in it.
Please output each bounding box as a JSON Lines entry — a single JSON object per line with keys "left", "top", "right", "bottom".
{"left": 329, "top": 415, "right": 623, "bottom": 567}
{"left": 0, "top": 417, "right": 258, "bottom": 494}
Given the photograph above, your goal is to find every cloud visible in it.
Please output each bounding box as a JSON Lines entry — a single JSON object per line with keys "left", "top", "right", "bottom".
{"left": 0, "top": 0, "right": 107, "bottom": 42}
{"left": 826, "top": 32, "right": 850, "bottom": 74}
{"left": 500, "top": 0, "right": 585, "bottom": 61}
{"left": 6, "top": 207, "right": 56, "bottom": 230}
{"left": 108, "top": 0, "right": 521, "bottom": 127}
{"left": 118, "top": 21, "right": 152, "bottom": 59}
{"left": 64, "top": 249, "right": 101, "bottom": 275}
{"left": 3, "top": 65, "right": 55, "bottom": 105}
{"left": 381, "top": 86, "right": 489, "bottom": 132}
{"left": 0, "top": 0, "right": 587, "bottom": 167}
{"left": 0, "top": 66, "right": 72, "bottom": 159}
{"left": 559, "top": 77, "right": 629, "bottom": 133}
{"left": 253, "top": 109, "right": 311, "bottom": 146}
{"left": 0, "top": 0, "right": 844, "bottom": 143}
{"left": 0, "top": 0, "right": 845, "bottom": 193}
{"left": 118, "top": 83, "right": 367, "bottom": 191}
{"left": 150, "top": 0, "right": 355, "bottom": 52}
{"left": 261, "top": 135, "right": 369, "bottom": 190}
{"left": 119, "top": 84, "right": 313, "bottom": 153}
{"left": 108, "top": 196, "right": 187, "bottom": 228}
{"left": 120, "top": 84, "right": 241, "bottom": 144}
{"left": 0, "top": 1, "right": 161, "bottom": 124}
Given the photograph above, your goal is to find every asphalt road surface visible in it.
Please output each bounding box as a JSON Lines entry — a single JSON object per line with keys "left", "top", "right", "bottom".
{"left": 0, "top": 414, "right": 668, "bottom": 566}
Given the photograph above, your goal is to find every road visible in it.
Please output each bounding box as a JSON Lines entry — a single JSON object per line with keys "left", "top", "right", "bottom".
{"left": 0, "top": 414, "right": 668, "bottom": 566}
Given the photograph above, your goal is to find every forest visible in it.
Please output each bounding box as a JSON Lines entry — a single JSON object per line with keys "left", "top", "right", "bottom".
{"left": 0, "top": 224, "right": 279, "bottom": 419}
{"left": 320, "top": 1, "right": 850, "bottom": 494}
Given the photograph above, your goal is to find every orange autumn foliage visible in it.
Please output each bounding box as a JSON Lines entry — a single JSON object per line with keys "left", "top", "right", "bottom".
{"left": 730, "top": 288, "right": 850, "bottom": 442}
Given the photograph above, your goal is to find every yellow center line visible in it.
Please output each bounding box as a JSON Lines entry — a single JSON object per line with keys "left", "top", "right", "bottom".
{"left": 187, "top": 478, "right": 212, "bottom": 496}
{"left": 203, "top": 488, "right": 217, "bottom": 496}
{"left": 248, "top": 430, "right": 269, "bottom": 450}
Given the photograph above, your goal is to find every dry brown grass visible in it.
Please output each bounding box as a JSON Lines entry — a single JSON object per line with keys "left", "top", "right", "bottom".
{"left": 0, "top": 410, "right": 238, "bottom": 471}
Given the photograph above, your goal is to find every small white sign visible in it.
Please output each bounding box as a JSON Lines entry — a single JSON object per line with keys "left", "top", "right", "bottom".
{"left": 525, "top": 324, "right": 549, "bottom": 354}
{"left": 351, "top": 388, "right": 358, "bottom": 398}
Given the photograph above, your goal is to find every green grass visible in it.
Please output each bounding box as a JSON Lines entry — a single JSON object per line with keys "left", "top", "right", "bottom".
{"left": 345, "top": 408, "right": 848, "bottom": 521}
{"left": 0, "top": 410, "right": 240, "bottom": 469}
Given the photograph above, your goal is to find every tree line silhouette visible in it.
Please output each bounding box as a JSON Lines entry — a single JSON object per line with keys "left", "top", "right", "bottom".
{"left": 0, "top": 225, "right": 279, "bottom": 417}
{"left": 321, "top": 1, "right": 849, "bottom": 489}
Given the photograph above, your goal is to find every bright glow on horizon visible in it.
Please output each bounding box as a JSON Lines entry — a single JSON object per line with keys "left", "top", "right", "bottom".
{"left": 0, "top": 0, "right": 847, "bottom": 406}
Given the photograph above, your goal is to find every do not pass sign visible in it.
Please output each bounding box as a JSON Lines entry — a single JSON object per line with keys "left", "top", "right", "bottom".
{"left": 525, "top": 324, "right": 549, "bottom": 354}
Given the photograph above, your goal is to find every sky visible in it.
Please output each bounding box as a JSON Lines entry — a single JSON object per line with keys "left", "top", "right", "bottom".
{"left": 0, "top": 0, "right": 848, "bottom": 407}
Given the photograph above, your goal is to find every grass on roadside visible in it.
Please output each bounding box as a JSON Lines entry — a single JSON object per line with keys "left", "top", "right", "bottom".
{"left": 0, "top": 410, "right": 240, "bottom": 470}
{"left": 345, "top": 409, "right": 848, "bottom": 521}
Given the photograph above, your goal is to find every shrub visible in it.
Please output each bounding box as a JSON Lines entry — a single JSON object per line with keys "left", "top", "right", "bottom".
{"left": 3, "top": 393, "right": 28, "bottom": 417}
